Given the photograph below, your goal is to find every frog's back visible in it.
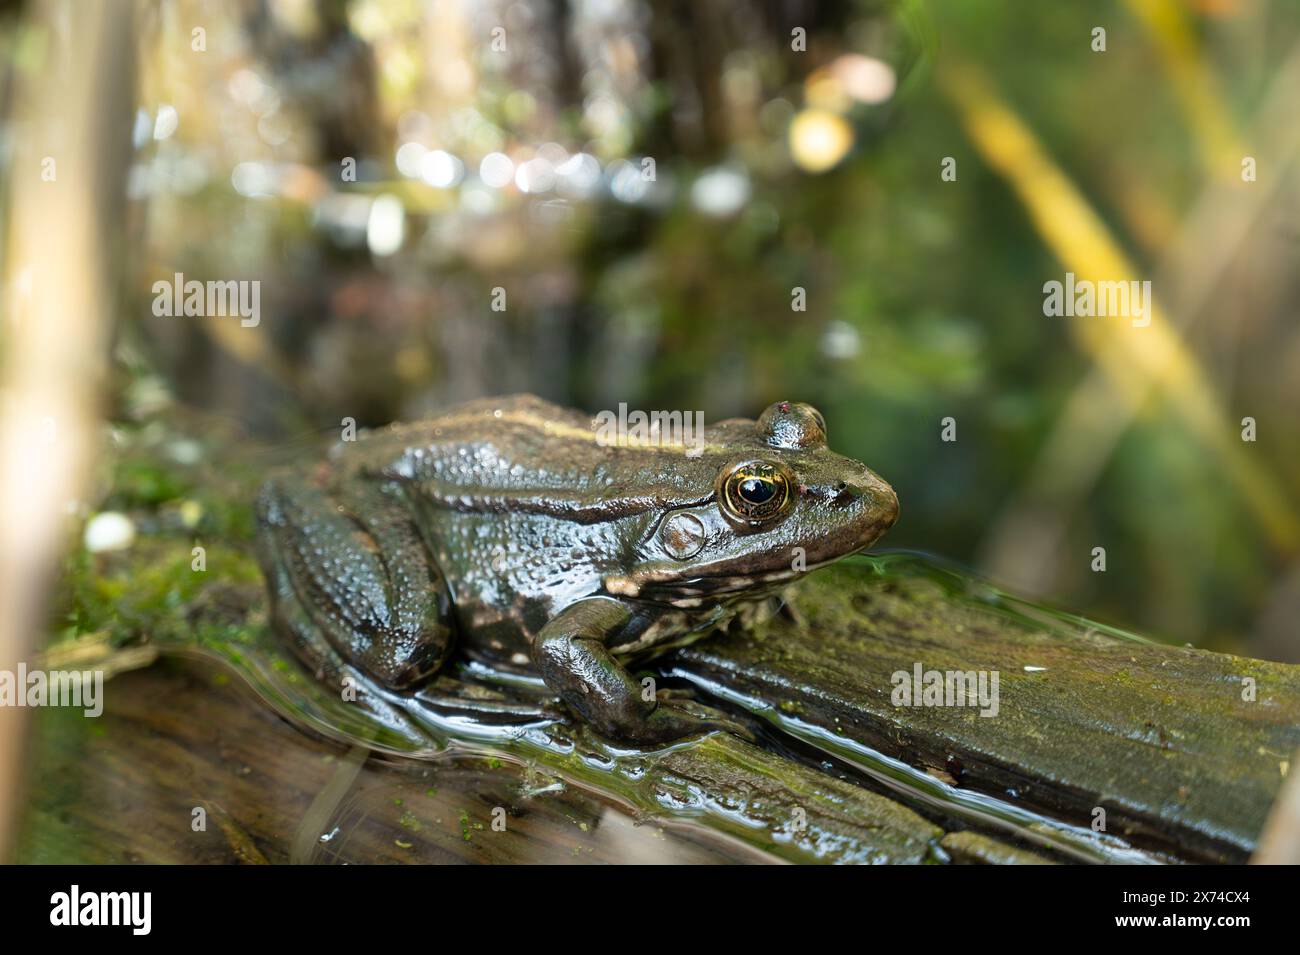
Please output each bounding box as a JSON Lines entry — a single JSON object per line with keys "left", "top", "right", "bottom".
{"left": 336, "top": 394, "right": 738, "bottom": 521}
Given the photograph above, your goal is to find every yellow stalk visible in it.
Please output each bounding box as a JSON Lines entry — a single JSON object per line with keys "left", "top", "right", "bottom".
{"left": 938, "top": 62, "right": 1298, "bottom": 551}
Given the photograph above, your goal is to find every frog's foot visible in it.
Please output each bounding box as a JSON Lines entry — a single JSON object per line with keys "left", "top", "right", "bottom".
{"left": 532, "top": 598, "right": 753, "bottom": 746}
{"left": 640, "top": 697, "right": 756, "bottom": 745}
{"left": 256, "top": 475, "right": 454, "bottom": 692}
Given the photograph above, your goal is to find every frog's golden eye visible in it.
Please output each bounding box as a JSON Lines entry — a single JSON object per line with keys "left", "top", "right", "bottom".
{"left": 718, "top": 461, "right": 793, "bottom": 526}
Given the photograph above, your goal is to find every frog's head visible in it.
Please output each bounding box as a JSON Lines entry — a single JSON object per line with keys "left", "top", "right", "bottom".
{"left": 609, "top": 400, "right": 898, "bottom": 604}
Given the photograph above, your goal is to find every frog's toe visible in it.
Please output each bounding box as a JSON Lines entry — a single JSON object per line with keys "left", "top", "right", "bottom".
{"left": 647, "top": 686, "right": 693, "bottom": 702}
{"left": 628, "top": 698, "right": 757, "bottom": 746}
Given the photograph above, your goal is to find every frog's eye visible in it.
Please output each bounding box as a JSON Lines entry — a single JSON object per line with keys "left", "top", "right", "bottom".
{"left": 718, "top": 461, "right": 793, "bottom": 526}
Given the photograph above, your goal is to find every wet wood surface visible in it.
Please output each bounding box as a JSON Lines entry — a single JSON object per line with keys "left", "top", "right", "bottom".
{"left": 19, "top": 659, "right": 769, "bottom": 864}
{"left": 19, "top": 555, "right": 1299, "bottom": 864}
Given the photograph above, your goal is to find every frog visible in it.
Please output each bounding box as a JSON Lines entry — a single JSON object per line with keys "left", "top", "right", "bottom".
{"left": 255, "top": 395, "right": 898, "bottom": 746}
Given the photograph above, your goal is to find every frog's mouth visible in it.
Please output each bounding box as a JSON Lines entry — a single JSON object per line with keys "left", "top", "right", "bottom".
{"left": 672, "top": 554, "right": 845, "bottom": 596}
{"left": 608, "top": 552, "right": 848, "bottom": 605}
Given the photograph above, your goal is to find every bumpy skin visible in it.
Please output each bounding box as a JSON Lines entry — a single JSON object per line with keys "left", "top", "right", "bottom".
{"left": 256, "top": 395, "right": 899, "bottom": 745}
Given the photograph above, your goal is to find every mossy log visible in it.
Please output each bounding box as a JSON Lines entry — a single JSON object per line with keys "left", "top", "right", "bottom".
{"left": 24, "top": 552, "right": 1298, "bottom": 864}
{"left": 21, "top": 419, "right": 1300, "bottom": 864}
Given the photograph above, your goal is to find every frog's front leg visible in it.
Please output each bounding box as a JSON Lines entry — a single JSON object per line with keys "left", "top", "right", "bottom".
{"left": 532, "top": 598, "right": 749, "bottom": 745}
{"left": 256, "top": 473, "right": 453, "bottom": 690}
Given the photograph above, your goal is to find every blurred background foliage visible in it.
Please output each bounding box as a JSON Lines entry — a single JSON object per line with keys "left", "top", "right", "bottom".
{"left": 6, "top": 0, "right": 1300, "bottom": 659}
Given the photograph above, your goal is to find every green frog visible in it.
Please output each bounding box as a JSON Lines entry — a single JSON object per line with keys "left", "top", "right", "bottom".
{"left": 256, "top": 395, "right": 898, "bottom": 745}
